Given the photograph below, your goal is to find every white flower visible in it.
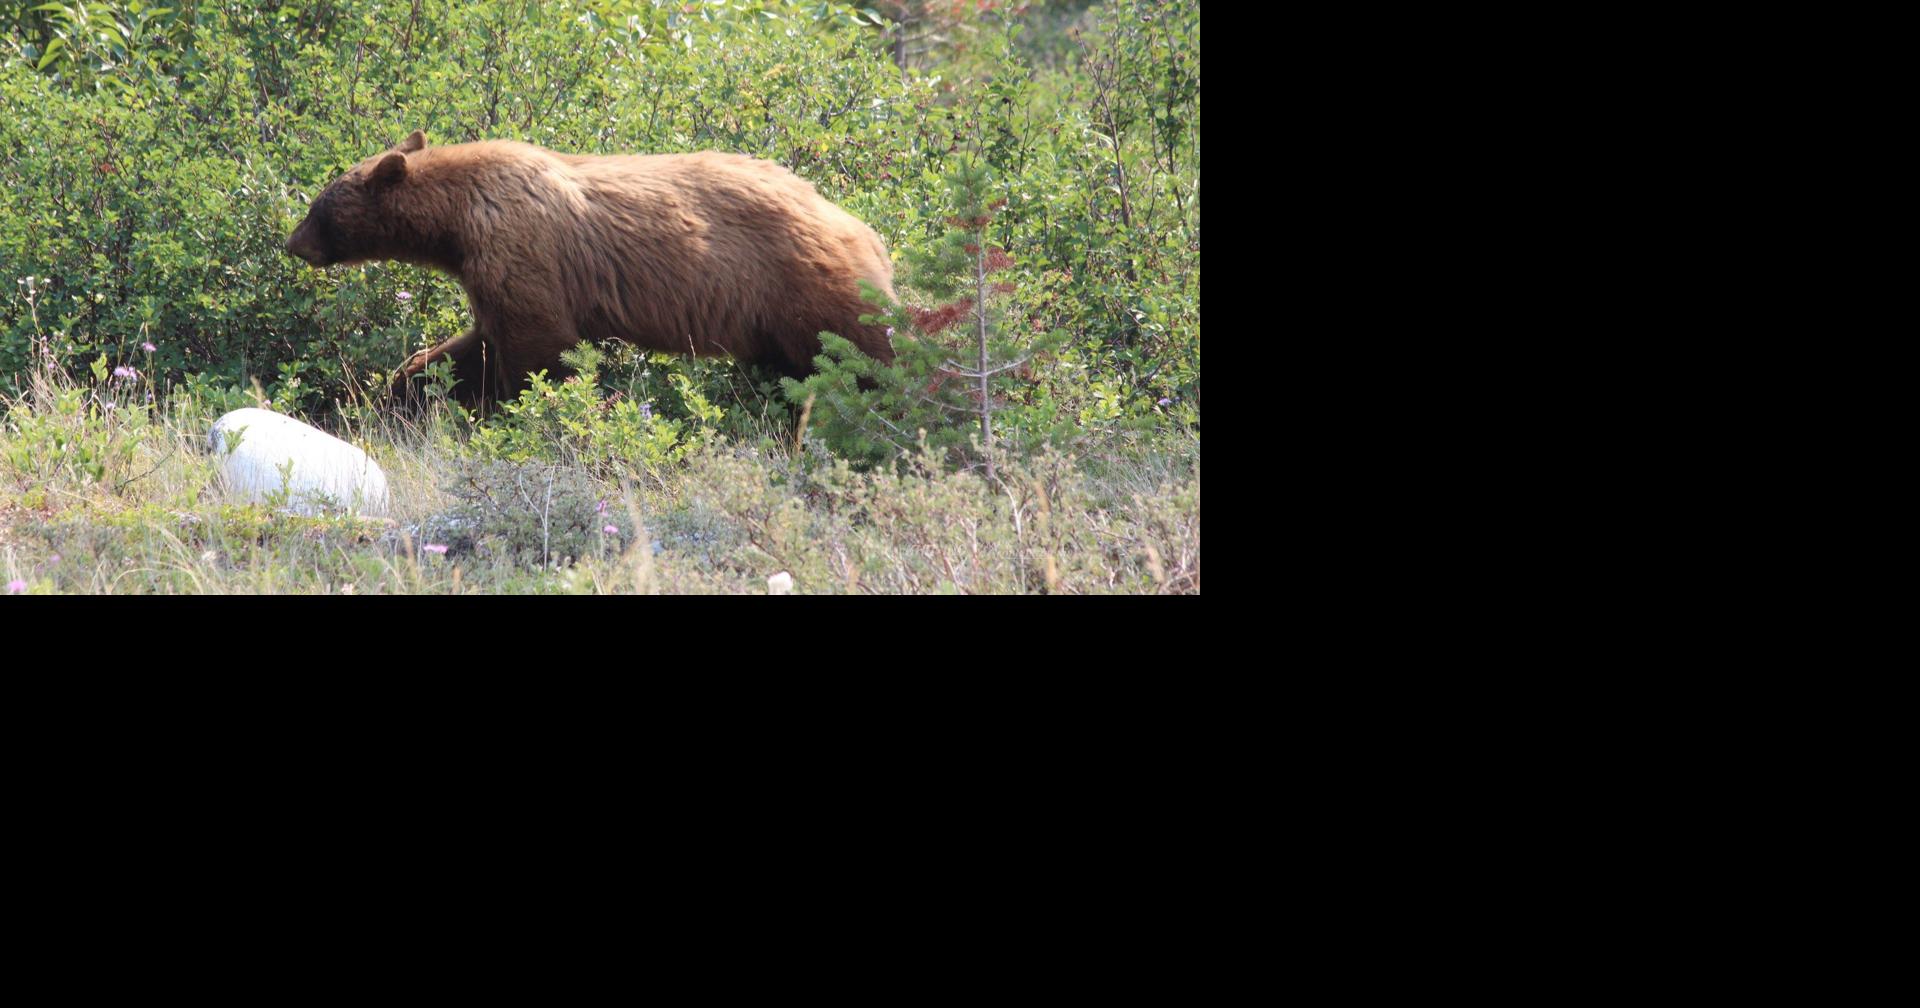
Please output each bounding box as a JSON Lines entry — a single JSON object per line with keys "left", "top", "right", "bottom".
{"left": 767, "top": 571, "right": 794, "bottom": 595}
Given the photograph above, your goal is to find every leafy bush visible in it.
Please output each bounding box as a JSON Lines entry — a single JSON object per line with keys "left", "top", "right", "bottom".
{"left": 465, "top": 344, "right": 715, "bottom": 480}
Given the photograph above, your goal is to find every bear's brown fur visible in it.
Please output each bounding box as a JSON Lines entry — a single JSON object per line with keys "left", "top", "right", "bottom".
{"left": 286, "top": 131, "right": 896, "bottom": 407}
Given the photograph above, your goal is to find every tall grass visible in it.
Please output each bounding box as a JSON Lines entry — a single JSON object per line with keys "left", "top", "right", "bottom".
{"left": 2, "top": 358, "right": 1197, "bottom": 595}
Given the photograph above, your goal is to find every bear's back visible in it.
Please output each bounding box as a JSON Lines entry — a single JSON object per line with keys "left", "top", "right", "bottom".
{"left": 435, "top": 142, "right": 878, "bottom": 252}
{"left": 556, "top": 148, "right": 892, "bottom": 293}
{"left": 562, "top": 151, "right": 852, "bottom": 234}
{"left": 407, "top": 140, "right": 896, "bottom": 377}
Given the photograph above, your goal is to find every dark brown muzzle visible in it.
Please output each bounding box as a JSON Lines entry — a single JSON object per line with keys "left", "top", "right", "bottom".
{"left": 286, "top": 223, "right": 326, "bottom": 266}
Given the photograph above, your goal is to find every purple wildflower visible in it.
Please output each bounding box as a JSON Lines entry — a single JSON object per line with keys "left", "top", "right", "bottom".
{"left": 422, "top": 543, "right": 448, "bottom": 555}
{"left": 396, "top": 290, "right": 413, "bottom": 302}
{"left": 113, "top": 365, "right": 136, "bottom": 379}
{"left": 596, "top": 499, "right": 608, "bottom": 514}
{"left": 6, "top": 579, "right": 24, "bottom": 594}
{"left": 639, "top": 402, "right": 653, "bottom": 421}
{"left": 1157, "top": 397, "right": 1172, "bottom": 406}
{"left": 603, "top": 524, "right": 619, "bottom": 535}
{"left": 142, "top": 341, "right": 156, "bottom": 353}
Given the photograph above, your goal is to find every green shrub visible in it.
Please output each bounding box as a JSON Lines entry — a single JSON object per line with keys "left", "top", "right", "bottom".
{"left": 465, "top": 344, "right": 714, "bottom": 480}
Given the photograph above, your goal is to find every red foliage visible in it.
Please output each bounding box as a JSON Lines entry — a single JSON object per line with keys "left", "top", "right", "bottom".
{"left": 911, "top": 299, "right": 975, "bottom": 335}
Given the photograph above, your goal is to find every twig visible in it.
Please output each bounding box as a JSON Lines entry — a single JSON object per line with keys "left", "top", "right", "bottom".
{"left": 941, "top": 354, "right": 1030, "bottom": 378}
{"left": 113, "top": 435, "right": 179, "bottom": 493}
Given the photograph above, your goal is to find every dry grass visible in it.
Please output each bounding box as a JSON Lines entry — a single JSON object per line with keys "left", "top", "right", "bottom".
{"left": 1, "top": 362, "right": 1197, "bottom": 595}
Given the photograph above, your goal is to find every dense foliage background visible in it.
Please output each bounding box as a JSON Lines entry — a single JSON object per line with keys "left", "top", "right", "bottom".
{"left": 1, "top": 0, "right": 1196, "bottom": 445}
{"left": 0, "top": 0, "right": 1197, "bottom": 594}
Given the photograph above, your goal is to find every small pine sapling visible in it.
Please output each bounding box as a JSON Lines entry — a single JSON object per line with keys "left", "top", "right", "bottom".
{"left": 784, "top": 160, "right": 1069, "bottom": 474}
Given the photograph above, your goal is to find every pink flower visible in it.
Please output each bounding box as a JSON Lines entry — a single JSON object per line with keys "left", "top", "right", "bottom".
{"left": 396, "top": 290, "right": 413, "bottom": 302}
{"left": 6, "top": 579, "right": 24, "bottom": 594}
{"left": 422, "top": 543, "right": 448, "bottom": 555}
{"left": 113, "top": 365, "right": 136, "bottom": 379}
{"left": 603, "top": 525, "right": 618, "bottom": 535}
{"left": 142, "top": 341, "right": 156, "bottom": 352}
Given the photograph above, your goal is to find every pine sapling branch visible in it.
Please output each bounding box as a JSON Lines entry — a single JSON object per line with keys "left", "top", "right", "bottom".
{"left": 942, "top": 355, "right": 1031, "bottom": 379}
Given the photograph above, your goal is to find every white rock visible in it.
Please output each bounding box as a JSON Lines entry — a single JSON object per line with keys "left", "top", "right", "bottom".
{"left": 209, "top": 408, "right": 390, "bottom": 516}
{"left": 767, "top": 571, "right": 794, "bottom": 595}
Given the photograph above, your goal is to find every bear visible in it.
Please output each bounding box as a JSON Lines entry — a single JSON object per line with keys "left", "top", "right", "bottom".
{"left": 285, "top": 130, "right": 897, "bottom": 409}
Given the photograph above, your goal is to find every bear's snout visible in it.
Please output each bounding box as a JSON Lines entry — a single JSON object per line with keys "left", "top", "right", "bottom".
{"left": 285, "top": 227, "right": 324, "bottom": 266}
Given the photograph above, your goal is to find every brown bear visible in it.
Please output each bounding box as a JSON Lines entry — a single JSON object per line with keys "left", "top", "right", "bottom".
{"left": 285, "top": 130, "right": 897, "bottom": 408}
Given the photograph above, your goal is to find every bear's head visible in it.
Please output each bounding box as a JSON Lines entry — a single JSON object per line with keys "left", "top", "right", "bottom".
{"left": 286, "top": 130, "right": 429, "bottom": 268}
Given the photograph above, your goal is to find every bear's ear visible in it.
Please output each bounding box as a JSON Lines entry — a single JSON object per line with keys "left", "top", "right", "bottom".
{"left": 397, "top": 130, "right": 427, "bottom": 154}
{"left": 369, "top": 152, "right": 408, "bottom": 187}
